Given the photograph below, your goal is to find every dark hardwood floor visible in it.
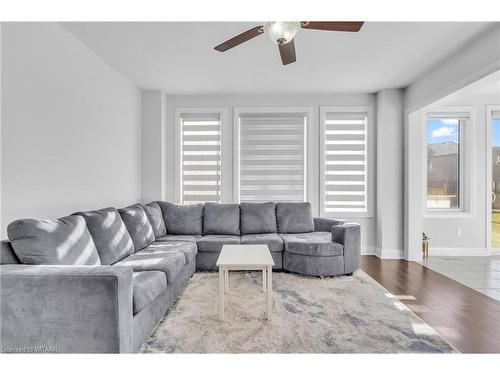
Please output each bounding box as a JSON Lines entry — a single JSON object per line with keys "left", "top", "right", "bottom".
{"left": 361, "top": 256, "right": 500, "bottom": 353}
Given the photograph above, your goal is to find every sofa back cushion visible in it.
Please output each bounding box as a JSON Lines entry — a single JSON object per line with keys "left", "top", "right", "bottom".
{"left": 276, "top": 202, "right": 314, "bottom": 233}
{"left": 74, "top": 207, "right": 134, "bottom": 264}
{"left": 240, "top": 202, "right": 277, "bottom": 234}
{"left": 158, "top": 202, "right": 203, "bottom": 235}
{"left": 203, "top": 203, "right": 240, "bottom": 235}
{"left": 7, "top": 216, "right": 100, "bottom": 265}
{"left": 144, "top": 202, "right": 167, "bottom": 238}
{"left": 118, "top": 204, "right": 155, "bottom": 252}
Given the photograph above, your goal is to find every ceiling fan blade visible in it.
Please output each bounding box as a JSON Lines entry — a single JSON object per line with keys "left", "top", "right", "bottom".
{"left": 278, "top": 39, "right": 296, "bottom": 65}
{"left": 301, "top": 21, "right": 364, "bottom": 32}
{"left": 214, "top": 26, "right": 264, "bottom": 52}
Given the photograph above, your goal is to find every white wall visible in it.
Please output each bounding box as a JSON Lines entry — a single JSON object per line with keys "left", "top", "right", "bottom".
{"left": 0, "top": 23, "right": 3, "bottom": 235}
{"left": 141, "top": 90, "right": 166, "bottom": 202}
{"left": 407, "top": 78, "right": 499, "bottom": 259}
{"left": 1, "top": 23, "right": 142, "bottom": 237}
{"left": 422, "top": 90, "right": 499, "bottom": 254}
{"left": 404, "top": 25, "right": 500, "bottom": 260}
{"left": 148, "top": 93, "right": 378, "bottom": 253}
{"left": 376, "top": 89, "right": 404, "bottom": 258}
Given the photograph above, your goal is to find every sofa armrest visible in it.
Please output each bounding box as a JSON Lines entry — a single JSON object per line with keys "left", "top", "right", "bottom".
{"left": 0, "top": 265, "right": 133, "bottom": 353}
{"left": 313, "top": 217, "right": 346, "bottom": 232}
{"left": 331, "top": 223, "right": 361, "bottom": 274}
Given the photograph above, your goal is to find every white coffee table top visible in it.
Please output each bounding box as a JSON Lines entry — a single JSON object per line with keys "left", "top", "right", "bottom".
{"left": 216, "top": 244, "right": 275, "bottom": 267}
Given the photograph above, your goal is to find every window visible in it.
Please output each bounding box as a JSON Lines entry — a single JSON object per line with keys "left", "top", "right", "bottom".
{"left": 426, "top": 113, "right": 467, "bottom": 210}
{"left": 235, "top": 109, "right": 308, "bottom": 203}
{"left": 178, "top": 112, "right": 222, "bottom": 204}
{"left": 320, "top": 110, "right": 369, "bottom": 215}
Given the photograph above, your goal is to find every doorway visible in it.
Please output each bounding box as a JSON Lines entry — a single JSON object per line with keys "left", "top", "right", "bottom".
{"left": 488, "top": 105, "right": 500, "bottom": 253}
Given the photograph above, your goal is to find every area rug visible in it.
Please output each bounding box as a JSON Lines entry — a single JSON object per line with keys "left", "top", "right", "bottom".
{"left": 140, "top": 270, "right": 457, "bottom": 353}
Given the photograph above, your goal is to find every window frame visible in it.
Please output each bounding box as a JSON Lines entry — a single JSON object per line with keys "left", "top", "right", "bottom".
{"left": 486, "top": 104, "right": 500, "bottom": 253}
{"left": 174, "top": 107, "right": 228, "bottom": 204}
{"left": 319, "top": 106, "right": 374, "bottom": 218}
{"left": 423, "top": 106, "right": 475, "bottom": 218}
{"left": 233, "top": 106, "right": 313, "bottom": 204}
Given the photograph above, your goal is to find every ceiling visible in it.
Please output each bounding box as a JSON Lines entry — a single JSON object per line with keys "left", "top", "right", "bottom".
{"left": 61, "top": 22, "right": 495, "bottom": 95}
{"left": 472, "top": 72, "right": 500, "bottom": 94}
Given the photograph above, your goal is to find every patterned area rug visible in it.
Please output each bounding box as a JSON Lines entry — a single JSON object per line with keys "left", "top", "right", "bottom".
{"left": 141, "top": 270, "right": 456, "bottom": 353}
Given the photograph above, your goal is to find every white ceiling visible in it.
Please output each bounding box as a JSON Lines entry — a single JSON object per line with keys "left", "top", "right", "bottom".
{"left": 61, "top": 22, "right": 494, "bottom": 95}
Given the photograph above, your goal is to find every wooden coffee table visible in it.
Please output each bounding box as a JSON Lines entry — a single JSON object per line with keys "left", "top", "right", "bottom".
{"left": 216, "top": 244, "right": 275, "bottom": 321}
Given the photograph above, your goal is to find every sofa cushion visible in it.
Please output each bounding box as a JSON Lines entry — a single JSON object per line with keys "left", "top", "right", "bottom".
{"left": 197, "top": 235, "right": 240, "bottom": 253}
{"left": 156, "top": 234, "right": 201, "bottom": 243}
{"left": 203, "top": 203, "right": 240, "bottom": 235}
{"left": 143, "top": 202, "right": 167, "bottom": 238}
{"left": 240, "top": 202, "right": 277, "bottom": 234}
{"left": 281, "top": 232, "right": 343, "bottom": 257}
{"left": 118, "top": 204, "right": 155, "bottom": 252}
{"left": 240, "top": 233, "right": 284, "bottom": 252}
{"left": 7, "top": 216, "right": 100, "bottom": 265}
{"left": 276, "top": 202, "right": 314, "bottom": 233}
{"left": 158, "top": 202, "right": 203, "bottom": 235}
{"left": 132, "top": 271, "right": 167, "bottom": 314}
{"left": 1, "top": 240, "right": 20, "bottom": 265}
{"left": 141, "top": 241, "right": 198, "bottom": 265}
{"left": 115, "top": 251, "right": 185, "bottom": 284}
{"left": 74, "top": 207, "right": 134, "bottom": 265}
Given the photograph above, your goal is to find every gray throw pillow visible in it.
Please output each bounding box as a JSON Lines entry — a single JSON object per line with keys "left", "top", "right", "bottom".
{"left": 144, "top": 201, "right": 167, "bottom": 238}
{"left": 74, "top": 207, "right": 134, "bottom": 264}
{"left": 203, "top": 203, "right": 240, "bottom": 235}
{"left": 7, "top": 215, "right": 100, "bottom": 265}
{"left": 276, "top": 202, "right": 314, "bottom": 233}
{"left": 118, "top": 204, "right": 155, "bottom": 252}
{"left": 158, "top": 202, "right": 203, "bottom": 235}
{"left": 240, "top": 202, "right": 277, "bottom": 234}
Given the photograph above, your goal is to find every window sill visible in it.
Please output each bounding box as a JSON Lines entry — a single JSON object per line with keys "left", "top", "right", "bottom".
{"left": 321, "top": 212, "right": 373, "bottom": 220}
{"left": 423, "top": 211, "right": 474, "bottom": 219}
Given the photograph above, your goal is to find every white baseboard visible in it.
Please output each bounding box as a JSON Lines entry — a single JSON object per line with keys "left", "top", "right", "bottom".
{"left": 361, "top": 247, "right": 404, "bottom": 259}
{"left": 427, "top": 247, "right": 488, "bottom": 257}
{"left": 374, "top": 247, "right": 494, "bottom": 260}
{"left": 362, "top": 247, "right": 491, "bottom": 259}
{"left": 375, "top": 247, "right": 404, "bottom": 259}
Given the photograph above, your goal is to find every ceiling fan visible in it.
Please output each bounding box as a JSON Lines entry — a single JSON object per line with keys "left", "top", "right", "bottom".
{"left": 214, "top": 21, "right": 364, "bottom": 65}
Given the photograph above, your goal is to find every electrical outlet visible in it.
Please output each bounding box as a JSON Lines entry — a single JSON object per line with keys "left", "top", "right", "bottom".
{"left": 456, "top": 227, "right": 462, "bottom": 237}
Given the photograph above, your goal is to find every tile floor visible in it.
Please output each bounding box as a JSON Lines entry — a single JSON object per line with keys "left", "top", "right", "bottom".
{"left": 419, "top": 256, "right": 500, "bottom": 301}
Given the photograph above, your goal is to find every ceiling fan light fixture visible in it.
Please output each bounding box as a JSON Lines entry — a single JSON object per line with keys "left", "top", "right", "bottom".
{"left": 214, "top": 21, "right": 364, "bottom": 65}
{"left": 264, "top": 21, "right": 301, "bottom": 45}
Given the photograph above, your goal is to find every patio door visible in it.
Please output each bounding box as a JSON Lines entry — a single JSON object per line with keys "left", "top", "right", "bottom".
{"left": 488, "top": 106, "right": 500, "bottom": 253}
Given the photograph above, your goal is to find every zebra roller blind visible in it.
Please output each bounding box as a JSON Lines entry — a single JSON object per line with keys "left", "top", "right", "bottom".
{"left": 323, "top": 112, "right": 368, "bottom": 213}
{"left": 238, "top": 112, "right": 307, "bottom": 202}
{"left": 180, "top": 113, "right": 221, "bottom": 204}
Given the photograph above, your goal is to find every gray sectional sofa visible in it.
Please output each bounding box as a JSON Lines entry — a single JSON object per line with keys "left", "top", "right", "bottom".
{"left": 0, "top": 201, "right": 360, "bottom": 353}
